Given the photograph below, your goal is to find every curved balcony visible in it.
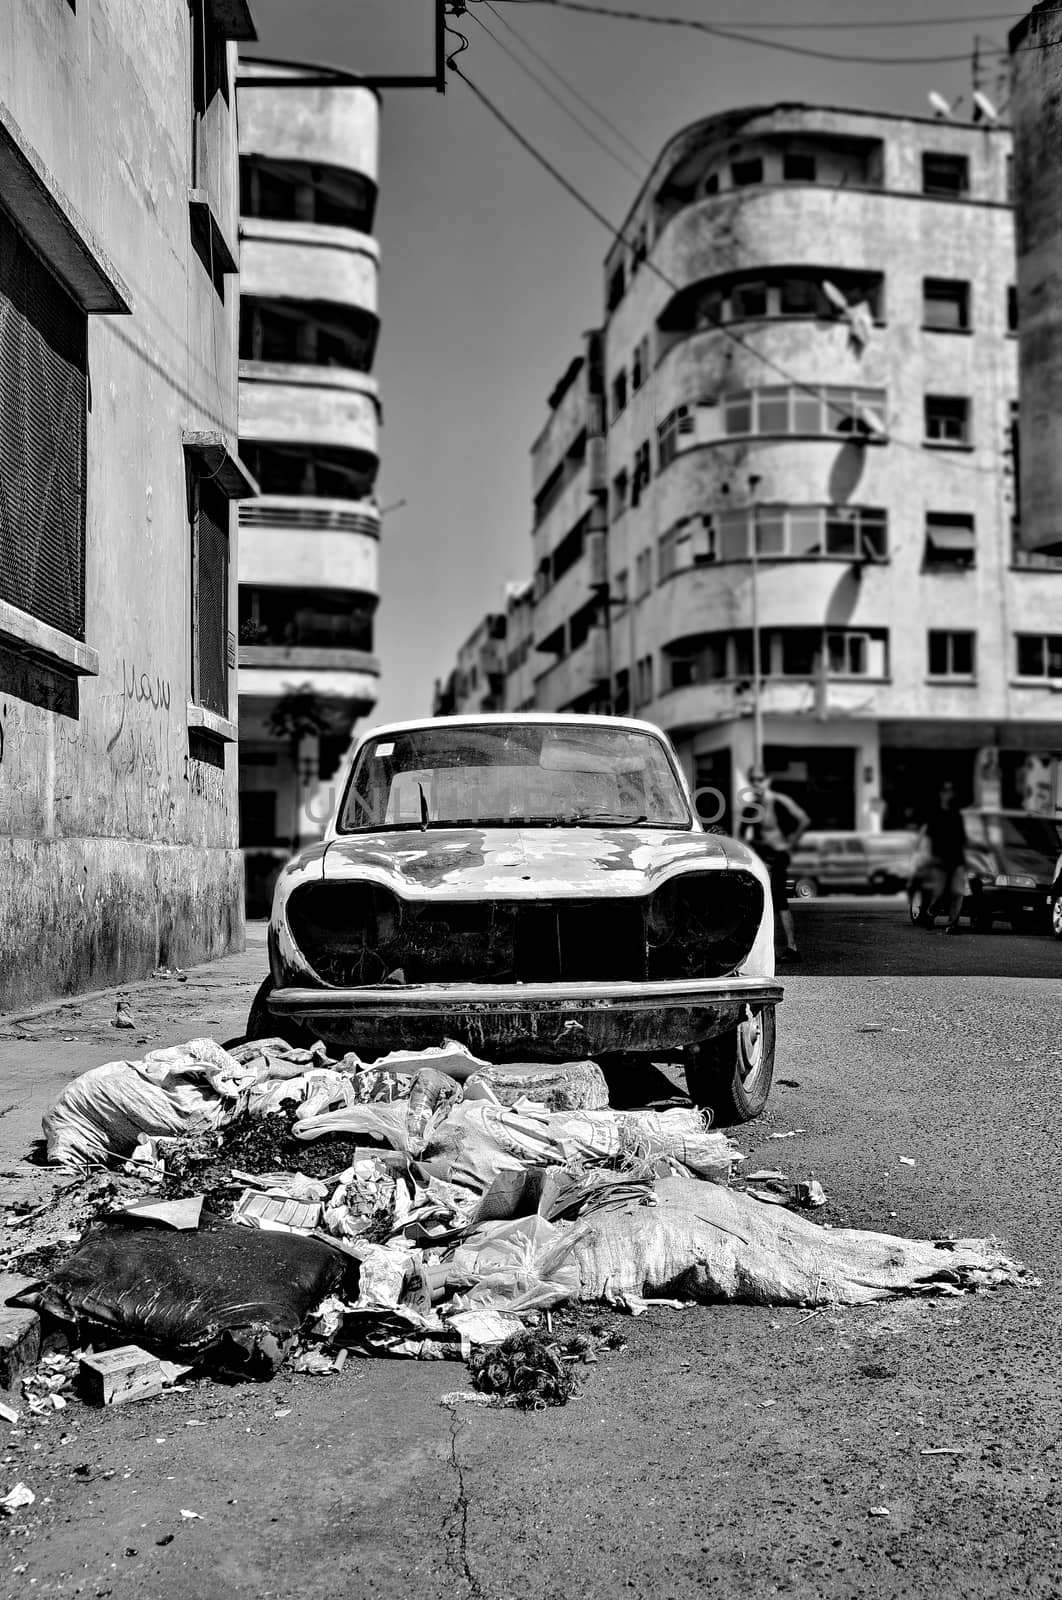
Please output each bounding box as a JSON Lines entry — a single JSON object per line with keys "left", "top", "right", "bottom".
{"left": 239, "top": 495, "right": 380, "bottom": 595}
{"left": 533, "top": 627, "right": 609, "bottom": 711}
{"left": 653, "top": 559, "right": 870, "bottom": 650}
{"left": 239, "top": 362, "right": 379, "bottom": 456}
{"left": 241, "top": 219, "right": 378, "bottom": 316}
{"left": 647, "top": 673, "right": 891, "bottom": 740}
{"left": 238, "top": 64, "right": 379, "bottom": 186}
{"left": 238, "top": 651, "right": 380, "bottom": 717}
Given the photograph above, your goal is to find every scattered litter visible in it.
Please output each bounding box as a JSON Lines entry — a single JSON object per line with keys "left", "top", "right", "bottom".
{"left": 920, "top": 1447, "right": 964, "bottom": 1456}
{"left": 115, "top": 1196, "right": 204, "bottom": 1231}
{"left": 0, "top": 1482, "right": 35, "bottom": 1515}
{"left": 857, "top": 1026, "right": 884, "bottom": 1034}
{"left": 179, "top": 1509, "right": 201, "bottom": 1521}
{"left": 273, "top": 1408, "right": 292, "bottom": 1418}
{"left": 468, "top": 1331, "right": 578, "bottom": 1410}
{"left": 899, "top": 1158, "right": 916, "bottom": 1168}
{"left": 440, "top": 1389, "right": 498, "bottom": 1408}
{"left": 767, "top": 1130, "right": 807, "bottom": 1140}
{"left": 0, "top": 1401, "right": 19, "bottom": 1425}
{"left": 79, "top": 1347, "right": 188, "bottom": 1408}
{"left": 113, "top": 1000, "right": 136, "bottom": 1030}
{"left": 869, "top": 1506, "right": 890, "bottom": 1518}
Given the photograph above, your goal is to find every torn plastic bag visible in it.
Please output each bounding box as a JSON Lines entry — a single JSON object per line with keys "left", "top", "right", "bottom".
{"left": 43, "top": 1039, "right": 254, "bottom": 1168}
{"left": 227, "top": 1038, "right": 332, "bottom": 1076}
{"left": 564, "top": 1177, "right": 1025, "bottom": 1306}
{"left": 445, "top": 1215, "right": 581, "bottom": 1314}
{"left": 361, "top": 1040, "right": 492, "bottom": 1084}
{"left": 292, "top": 1101, "right": 411, "bottom": 1151}
{"left": 13, "top": 1219, "right": 352, "bottom": 1376}
{"left": 406, "top": 1068, "right": 463, "bottom": 1157}
{"left": 462, "top": 1061, "right": 610, "bottom": 1112}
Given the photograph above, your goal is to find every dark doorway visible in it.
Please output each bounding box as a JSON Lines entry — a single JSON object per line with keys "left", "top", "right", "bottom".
{"left": 764, "top": 745, "right": 856, "bottom": 829}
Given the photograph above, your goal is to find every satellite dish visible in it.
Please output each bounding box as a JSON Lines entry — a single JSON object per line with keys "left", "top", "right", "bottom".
{"left": 928, "top": 90, "right": 954, "bottom": 119}
{"left": 860, "top": 405, "right": 887, "bottom": 438}
{"left": 973, "top": 90, "right": 999, "bottom": 124}
{"left": 822, "top": 279, "right": 849, "bottom": 313}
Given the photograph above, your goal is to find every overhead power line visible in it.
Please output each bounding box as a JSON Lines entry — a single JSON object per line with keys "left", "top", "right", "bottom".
{"left": 474, "top": 3, "right": 1030, "bottom": 28}
{"left": 477, "top": 2, "right": 1004, "bottom": 65}
{"left": 469, "top": 9, "right": 649, "bottom": 179}
{"left": 482, "top": 0, "right": 651, "bottom": 164}
{"left": 450, "top": 57, "right": 1004, "bottom": 477}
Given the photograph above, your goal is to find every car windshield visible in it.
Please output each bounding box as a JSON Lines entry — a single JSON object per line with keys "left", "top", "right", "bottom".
{"left": 995, "top": 813, "right": 1062, "bottom": 865}
{"left": 337, "top": 722, "right": 693, "bottom": 832}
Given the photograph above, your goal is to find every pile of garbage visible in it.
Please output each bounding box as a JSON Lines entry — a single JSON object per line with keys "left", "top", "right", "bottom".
{"left": 4, "top": 1034, "right": 1025, "bottom": 1409}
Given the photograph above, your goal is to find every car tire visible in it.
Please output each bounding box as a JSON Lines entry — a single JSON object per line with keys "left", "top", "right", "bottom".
{"left": 1052, "top": 897, "right": 1062, "bottom": 941}
{"left": 243, "top": 975, "right": 320, "bottom": 1050}
{"left": 685, "top": 1005, "right": 776, "bottom": 1125}
{"left": 908, "top": 887, "right": 934, "bottom": 928}
{"left": 793, "top": 877, "right": 818, "bottom": 901}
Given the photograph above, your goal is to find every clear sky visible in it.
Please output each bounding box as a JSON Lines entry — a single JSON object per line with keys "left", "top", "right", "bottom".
{"left": 245, "top": 0, "right": 1019, "bottom": 726}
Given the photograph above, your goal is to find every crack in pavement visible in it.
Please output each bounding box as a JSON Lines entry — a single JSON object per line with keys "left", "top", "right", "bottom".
{"left": 446, "top": 1405, "right": 484, "bottom": 1599}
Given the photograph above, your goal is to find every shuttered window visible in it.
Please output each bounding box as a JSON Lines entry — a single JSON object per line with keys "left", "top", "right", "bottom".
{"left": 191, "top": 475, "right": 229, "bottom": 716}
{"left": 0, "top": 206, "right": 88, "bottom": 640}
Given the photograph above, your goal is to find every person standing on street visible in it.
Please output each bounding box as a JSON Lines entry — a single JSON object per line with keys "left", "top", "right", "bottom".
{"left": 739, "top": 765, "right": 810, "bottom": 963}
{"left": 918, "top": 779, "right": 968, "bottom": 934}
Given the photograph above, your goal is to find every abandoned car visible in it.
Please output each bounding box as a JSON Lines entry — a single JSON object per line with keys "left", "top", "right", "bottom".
{"left": 252, "top": 715, "right": 782, "bottom": 1123}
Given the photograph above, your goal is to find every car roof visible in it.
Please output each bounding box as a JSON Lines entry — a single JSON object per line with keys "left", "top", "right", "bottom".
{"left": 353, "top": 713, "right": 673, "bottom": 741}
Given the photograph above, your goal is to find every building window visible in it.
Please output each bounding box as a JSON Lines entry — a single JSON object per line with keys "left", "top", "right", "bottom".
{"left": 922, "top": 152, "right": 969, "bottom": 199}
{"left": 0, "top": 206, "right": 87, "bottom": 640}
{"left": 779, "top": 277, "right": 821, "bottom": 316}
{"left": 731, "top": 280, "right": 769, "bottom": 319}
{"left": 924, "top": 395, "right": 971, "bottom": 447}
{"left": 731, "top": 157, "right": 763, "bottom": 187}
{"left": 611, "top": 469, "right": 629, "bottom": 519}
{"left": 715, "top": 505, "right": 888, "bottom": 562}
{"left": 1007, "top": 285, "right": 1018, "bottom": 333}
{"left": 239, "top": 156, "right": 376, "bottom": 233}
{"left": 607, "top": 260, "right": 626, "bottom": 311}
{"left": 631, "top": 337, "right": 649, "bottom": 391}
{"left": 656, "top": 404, "right": 695, "bottom": 468}
{"left": 923, "top": 278, "right": 970, "bottom": 331}
{"left": 928, "top": 630, "right": 976, "bottom": 678}
{"left": 1016, "top": 634, "right": 1062, "bottom": 679}
{"left": 612, "top": 568, "right": 628, "bottom": 610}
{"left": 240, "top": 297, "right": 379, "bottom": 372}
{"left": 723, "top": 385, "right": 887, "bottom": 440}
{"left": 666, "top": 270, "right": 883, "bottom": 338}
{"left": 703, "top": 172, "right": 719, "bottom": 195}
{"left": 635, "top": 548, "right": 652, "bottom": 598}
{"left": 631, "top": 224, "right": 648, "bottom": 270}
{"left": 825, "top": 630, "right": 888, "bottom": 677}
{"left": 630, "top": 441, "right": 652, "bottom": 507}
{"left": 190, "top": 0, "right": 229, "bottom": 186}
{"left": 190, "top": 473, "right": 230, "bottom": 717}
{"left": 635, "top": 655, "right": 654, "bottom": 705}
{"left": 611, "top": 368, "right": 628, "bottom": 420}
{"left": 783, "top": 152, "right": 817, "bottom": 182}
{"left": 924, "top": 512, "right": 976, "bottom": 568}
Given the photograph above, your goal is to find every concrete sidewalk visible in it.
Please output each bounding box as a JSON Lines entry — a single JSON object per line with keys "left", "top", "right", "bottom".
{"left": 0, "top": 923, "right": 270, "bottom": 1199}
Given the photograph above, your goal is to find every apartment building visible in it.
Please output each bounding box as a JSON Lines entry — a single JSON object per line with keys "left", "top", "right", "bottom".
{"left": 235, "top": 62, "right": 382, "bottom": 913}
{"left": 0, "top": 0, "right": 256, "bottom": 1007}
{"left": 433, "top": 612, "right": 508, "bottom": 716}
{"left": 530, "top": 332, "right": 611, "bottom": 713}
{"left": 600, "top": 102, "right": 1055, "bottom": 829}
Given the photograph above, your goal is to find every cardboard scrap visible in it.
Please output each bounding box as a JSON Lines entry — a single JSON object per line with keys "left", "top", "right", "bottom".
{"left": 79, "top": 1346, "right": 191, "bottom": 1407}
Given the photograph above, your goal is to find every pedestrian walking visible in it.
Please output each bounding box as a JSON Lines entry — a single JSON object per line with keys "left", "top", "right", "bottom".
{"left": 739, "top": 765, "right": 810, "bottom": 963}
{"left": 916, "top": 779, "right": 968, "bottom": 934}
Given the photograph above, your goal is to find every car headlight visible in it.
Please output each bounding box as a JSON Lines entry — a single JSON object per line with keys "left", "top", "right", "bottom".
{"left": 995, "top": 874, "right": 1037, "bottom": 889}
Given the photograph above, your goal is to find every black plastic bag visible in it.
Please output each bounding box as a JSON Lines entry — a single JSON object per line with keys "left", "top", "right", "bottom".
{"left": 14, "top": 1219, "right": 352, "bottom": 1377}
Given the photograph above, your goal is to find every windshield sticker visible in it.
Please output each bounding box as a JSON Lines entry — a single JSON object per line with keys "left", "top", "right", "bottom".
{"left": 375, "top": 743, "right": 395, "bottom": 757}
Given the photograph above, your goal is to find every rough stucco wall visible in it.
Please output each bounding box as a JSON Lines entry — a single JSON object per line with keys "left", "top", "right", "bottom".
{"left": 0, "top": 0, "right": 245, "bottom": 1009}
{"left": 1011, "top": 3, "right": 1062, "bottom": 551}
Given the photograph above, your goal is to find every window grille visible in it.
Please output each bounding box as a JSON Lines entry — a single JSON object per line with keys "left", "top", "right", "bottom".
{"left": 191, "top": 475, "right": 229, "bottom": 716}
{"left": 0, "top": 207, "right": 87, "bottom": 640}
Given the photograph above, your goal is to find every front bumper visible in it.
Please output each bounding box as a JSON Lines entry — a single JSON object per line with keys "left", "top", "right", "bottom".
{"left": 268, "top": 975, "right": 783, "bottom": 1060}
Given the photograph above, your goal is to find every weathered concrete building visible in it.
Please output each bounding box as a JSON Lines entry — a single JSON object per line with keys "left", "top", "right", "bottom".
{"left": 601, "top": 102, "right": 1058, "bottom": 828}
{"left": 234, "top": 63, "right": 382, "bottom": 915}
{"left": 0, "top": 0, "right": 257, "bottom": 1009}
{"left": 530, "top": 333, "right": 611, "bottom": 714}
{"left": 1011, "top": 5, "right": 1062, "bottom": 560}
{"left": 432, "top": 612, "right": 508, "bottom": 716}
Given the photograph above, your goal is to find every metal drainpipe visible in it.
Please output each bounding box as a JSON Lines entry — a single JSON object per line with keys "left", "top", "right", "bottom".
{"left": 749, "top": 474, "right": 763, "bottom": 768}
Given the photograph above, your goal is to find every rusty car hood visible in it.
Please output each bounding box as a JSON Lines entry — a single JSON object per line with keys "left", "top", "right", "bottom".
{"left": 320, "top": 826, "right": 742, "bottom": 900}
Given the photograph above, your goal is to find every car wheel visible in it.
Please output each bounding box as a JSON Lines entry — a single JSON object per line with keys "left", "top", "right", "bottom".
{"left": 793, "top": 877, "right": 818, "bottom": 901}
{"left": 685, "top": 1005, "right": 776, "bottom": 1125}
{"left": 908, "top": 887, "right": 933, "bottom": 928}
{"left": 243, "top": 976, "right": 320, "bottom": 1049}
{"left": 1052, "top": 897, "right": 1062, "bottom": 941}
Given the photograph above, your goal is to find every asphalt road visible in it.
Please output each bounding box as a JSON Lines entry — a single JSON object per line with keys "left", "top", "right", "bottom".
{"left": 3, "top": 913, "right": 1062, "bottom": 1600}
{"left": 790, "top": 894, "right": 1062, "bottom": 978}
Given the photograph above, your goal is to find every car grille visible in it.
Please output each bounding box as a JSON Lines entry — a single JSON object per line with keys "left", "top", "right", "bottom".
{"left": 285, "top": 872, "right": 765, "bottom": 988}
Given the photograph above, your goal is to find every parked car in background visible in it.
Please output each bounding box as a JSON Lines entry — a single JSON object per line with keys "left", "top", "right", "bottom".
{"left": 908, "top": 808, "right": 1062, "bottom": 932}
{"left": 250, "top": 715, "right": 783, "bottom": 1123}
{"left": 1051, "top": 852, "right": 1062, "bottom": 939}
{"left": 787, "top": 831, "right": 919, "bottom": 899}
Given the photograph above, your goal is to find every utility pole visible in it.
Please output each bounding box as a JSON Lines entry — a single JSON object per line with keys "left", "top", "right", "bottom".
{"left": 748, "top": 474, "right": 763, "bottom": 768}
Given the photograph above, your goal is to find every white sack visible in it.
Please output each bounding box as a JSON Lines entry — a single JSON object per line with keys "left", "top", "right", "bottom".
{"left": 565, "top": 1177, "right": 1024, "bottom": 1306}
{"left": 43, "top": 1038, "right": 249, "bottom": 1168}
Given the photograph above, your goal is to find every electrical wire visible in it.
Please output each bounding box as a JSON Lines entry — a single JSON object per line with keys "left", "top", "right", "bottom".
{"left": 470, "top": 10, "right": 648, "bottom": 178}
{"left": 474, "top": 3, "right": 1032, "bottom": 28}
{"left": 479, "top": 1, "right": 1004, "bottom": 65}
{"left": 481, "top": 0, "right": 651, "bottom": 164}
{"left": 450, "top": 57, "right": 1005, "bottom": 477}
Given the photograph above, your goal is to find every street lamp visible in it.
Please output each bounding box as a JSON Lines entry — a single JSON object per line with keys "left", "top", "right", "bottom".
{"left": 748, "top": 474, "right": 763, "bottom": 769}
